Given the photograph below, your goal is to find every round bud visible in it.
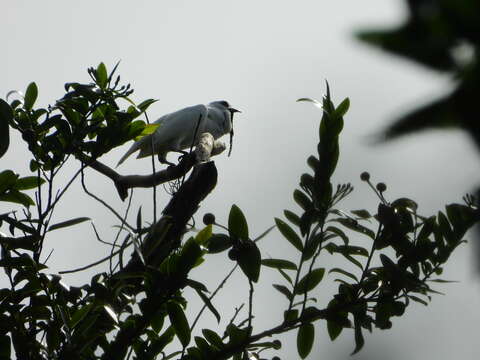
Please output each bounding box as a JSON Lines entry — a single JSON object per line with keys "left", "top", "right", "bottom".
{"left": 203, "top": 213, "right": 216, "bottom": 225}
{"left": 360, "top": 171, "right": 370, "bottom": 181}
{"left": 376, "top": 182, "right": 387, "bottom": 192}
{"left": 272, "top": 357, "right": 281, "bottom": 360}
{"left": 272, "top": 340, "right": 282, "bottom": 350}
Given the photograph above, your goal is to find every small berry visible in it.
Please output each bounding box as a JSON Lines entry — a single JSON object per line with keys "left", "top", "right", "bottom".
{"left": 360, "top": 171, "right": 370, "bottom": 181}
{"left": 376, "top": 182, "right": 387, "bottom": 192}
{"left": 272, "top": 340, "right": 282, "bottom": 349}
{"left": 203, "top": 213, "right": 216, "bottom": 225}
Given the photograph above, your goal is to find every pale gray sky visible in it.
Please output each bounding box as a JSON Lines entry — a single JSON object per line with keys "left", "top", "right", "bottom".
{"left": 2, "top": 1, "right": 480, "bottom": 359}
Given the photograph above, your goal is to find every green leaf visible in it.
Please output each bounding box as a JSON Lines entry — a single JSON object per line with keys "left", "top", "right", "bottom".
{"left": 0, "top": 190, "right": 34, "bottom": 207}
{"left": 0, "top": 170, "right": 18, "bottom": 194}
{"left": 334, "top": 97, "right": 350, "bottom": 118}
{"left": 48, "top": 217, "right": 90, "bottom": 231}
{"left": 326, "top": 226, "right": 349, "bottom": 245}
{"left": 295, "top": 268, "right": 325, "bottom": 294}
{"left": 202, "top": 329, "right": 224, "bottom": 349}
{"left": 136, "top": 206, "right": 142, "bottom": 233}
{"left": 327, "top": 320, "right": 343, "bottom": 341}
{"left": 275, "top": 218, "right": 303, "bottom": 251}
{"left": 351, "top": 316, "right": 365, "bottom": 355}
{"left": 350, "top": 209, "right": 371, "bottom": 219}
{"left": 228, "top": 204, "right": 249, "bottom": 240}
{"left": 24, "top": 82, "right": 38, "bottom": 111}
{"left": 139, "top": 123, "right": 160, "bottom": 137}
{"left": 207, "top": 234, "right": 232, "bottom": 253}
{"left": 194, "top": 288, "right": 221, "bottom": 323}
{"left": 296, "top": 97, "right": 322, "bottom": 107}
{"left": 297, "top": 322, "right": 314, "bottom": 359}
{"left": 96, "top": 63, "right": 108, "bottom": 88}
{"left": 137, "top": 99, "right": 158, "bottom": 112}
{"left": 0, "top": 99, "right": 12, "bottom": 159}
{"left": 14, "top": 176, "right": 45, "bottom": 190}
{"left": 69, "top": 303, "right": 93, "bottom": 329}
{"left": 284, "top": 210, "right": 300, "bottom": 227}
{"left": 272, "top": 284, "right": 293, "bottom": 301}
{"left": 261, "top": 258, "right": 297, "bottom": 270}
{"left": 178, "top": 237, "right": 203, "bottom": 274}
{"left": 236, "top": 241, "right": 261, "bottom": 282}
{"left": 293, "top": 189, "right": 312, "bottom": 211}
{"left": 332, "top": 217, "right": 375, "bottom": 239}
{"left": 167, "top": 301, "right": 191, "bottom": 347}
{"left": 328, "top": 267, "right": 358, "bottom": 282}
{"left": 195, "top": 225, "right": 212, "bottom": 246}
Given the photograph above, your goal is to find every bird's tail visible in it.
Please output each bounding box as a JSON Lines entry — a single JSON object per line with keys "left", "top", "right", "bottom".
{"left": 116, "top": 142, "right": 140, "bottom": 167}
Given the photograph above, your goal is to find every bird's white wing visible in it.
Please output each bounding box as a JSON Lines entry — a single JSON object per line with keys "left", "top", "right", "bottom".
{"left": 116, "top": 104, "right": 208, "bottom": 166}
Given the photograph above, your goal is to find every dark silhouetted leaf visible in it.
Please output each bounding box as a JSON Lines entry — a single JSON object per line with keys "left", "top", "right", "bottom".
{"left": 236, "top": 241, "right": 261, "bottom": 282}
{"left": 272, "top": 284, "right": 293, "bottom": 301}
{"left": 295, "top": 268, "right": 325, "bottom": 294}
{"left": 228, "top": 204, "right": 249, "bottom": 240}
{"left": 167, "top": 301, "right": 190, "bottom": 347}
{"left": 207, "top": 234, "right": 232, "bottom": 253}
{"left": 328, "top": 267, "right": 358, "bottom": 282}
{"left": 194, "top": 287, "right": 221, "bottom": 323}
{"left": 24, "top": 82, "right": 38, "bottom": 111}
{"left": 0, "top": 100, "right": 12, "bottom": 159}
{"left": 48, "top": 217, "right": 90, "bottom": 231}
{"left": 275, "top": 218, "right": 303, "bottom": 251}
{"left": 14, "top": 176, "right": 45, "bottom": 191}
{"left": 297, "top": 322, "right": 314, "bottom": 359}
{"left": 261, "top": 258, "right": 297, "bottom": 270}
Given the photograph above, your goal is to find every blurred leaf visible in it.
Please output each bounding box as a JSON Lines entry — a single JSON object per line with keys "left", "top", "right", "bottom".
{"left": 295, "top": 268, "right": 325, "bottom": 294}
{"left": 297, "top": 322, "right": 314, "bottom": 359}
{"left": 275, "top": 218, "right": 303, "bottom": 251}
{"left": 14, "top": 176, "right": 45, "bottom": 190}
{"left": 0, "top": 99, "right": 12, "bottom": 159}
{"left": 48, "top": 217, "right": 90, "bottom": 231}
{"left": 167, "top": 301, "right": 191, "bottom": 347}
{"left": 24, "top": 82, "right": 38, "bottom": 111}
{"left": 296, "top": 97, "right": 322, "bottom": 108}
{"left": 351, "top": 209, "right": 372, "bottom": 219}
{"left": 228, "top": 204, "right": 249, "bottom": 240}
{"left": 261, "top": 258, "right": 297, "bottom": 270}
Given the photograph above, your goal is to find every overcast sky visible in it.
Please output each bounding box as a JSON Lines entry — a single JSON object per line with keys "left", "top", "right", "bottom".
{"left": 2, "top": 1, "right": 480, "bottom": 359}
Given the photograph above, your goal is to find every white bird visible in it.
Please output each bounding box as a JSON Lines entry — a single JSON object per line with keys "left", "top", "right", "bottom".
{"left": 117, "top": 100, "right": 240, "bottom": 166}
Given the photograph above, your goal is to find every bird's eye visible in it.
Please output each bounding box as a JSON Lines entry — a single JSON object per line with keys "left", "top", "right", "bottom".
{"left": 219, "top": 100, "right": 229, "bottom": 108}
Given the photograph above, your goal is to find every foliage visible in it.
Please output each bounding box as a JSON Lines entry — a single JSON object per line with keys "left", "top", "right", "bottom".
{"left": 0, "top": 64, "right": 478, "bottom": 360}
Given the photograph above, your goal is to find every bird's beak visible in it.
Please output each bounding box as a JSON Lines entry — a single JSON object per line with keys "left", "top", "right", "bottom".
{"left": 229, "top": 108, "right": 241, "bottom": 114}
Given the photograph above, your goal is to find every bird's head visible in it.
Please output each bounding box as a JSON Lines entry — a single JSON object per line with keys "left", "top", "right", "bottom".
{"left": 209, "top": 100, "right": 241, "bottom": 116}
{"left": 209, "top": 100, "right": 241, "bottom": 157}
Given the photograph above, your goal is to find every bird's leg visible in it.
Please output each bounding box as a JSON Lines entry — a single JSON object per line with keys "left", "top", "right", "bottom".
{"left": 176, "top": 150, "right": 190, "bottom": 163}
{"left": 158, "top": 153, "right": 175, "bottom": 167}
